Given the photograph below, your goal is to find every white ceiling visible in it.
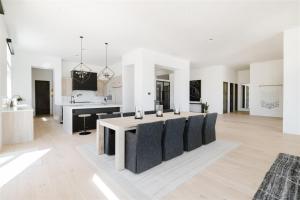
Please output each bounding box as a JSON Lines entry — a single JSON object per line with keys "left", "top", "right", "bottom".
{"left": 2, "top": 0, "right": 299, "bottom": 68}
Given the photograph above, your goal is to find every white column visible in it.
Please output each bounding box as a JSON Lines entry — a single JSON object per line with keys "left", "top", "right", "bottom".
{"left": 283, "top": 27, "right": 300, "bottom": 134}
{"left": 96, "top": 120, "right": 104, "bottom": 155}
{"left": 115, "top": 127, "right": 125, "bottom": 170}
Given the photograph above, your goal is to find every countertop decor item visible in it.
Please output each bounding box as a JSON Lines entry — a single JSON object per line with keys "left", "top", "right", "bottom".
{"left": 71, "top": 36, "right": 92, "bottom": 83}
{"left": 174, "top": 107, "right": 180, "bottom": 115}
{"left": 156, "top": 110, "right": 163, "bottom": 117}
{"left": 98, "top": 43, "right": 115, "bottom": 81}
{"left": 203, "top": 102, "right": 209, "bottom": 113}
{"left": 135, "top": 111, "right": 143, "bottom": 119}
{"left": 134, "top": 106, "right": 143, "bottom": 119}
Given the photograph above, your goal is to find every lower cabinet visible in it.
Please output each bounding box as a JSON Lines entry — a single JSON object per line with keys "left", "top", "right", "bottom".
{"left": 72, "top": 107, "right": 120, "bottom": 133}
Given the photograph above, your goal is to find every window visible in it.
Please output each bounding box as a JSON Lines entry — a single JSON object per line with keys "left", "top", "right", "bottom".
{"left": 6, "top": 45, "right": 12, "bottom": 98}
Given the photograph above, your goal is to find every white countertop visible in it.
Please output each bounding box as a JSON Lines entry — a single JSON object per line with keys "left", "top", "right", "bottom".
{"left": 63, "top": 103, "right": 122, "bottom": 110}
{"left": 0, "top": 105, "right": 33, "bottom": 112}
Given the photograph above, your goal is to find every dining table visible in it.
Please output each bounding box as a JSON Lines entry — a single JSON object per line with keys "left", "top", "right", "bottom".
{"left": 96, "top": 112, "right": 205, "bottom": 171}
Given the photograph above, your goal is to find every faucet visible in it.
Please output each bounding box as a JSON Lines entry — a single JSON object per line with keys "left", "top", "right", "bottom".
{"left": 103, "top": 94, "right": 112, "bottom": 104}
{"left": 70, "top": 93, "right": 82, "bottom": 104}
{"left": 103, "top": 96, "right": 108, "bottom": 104}
{"left": 10, "top": 95, "right": 22, "bottom": 107}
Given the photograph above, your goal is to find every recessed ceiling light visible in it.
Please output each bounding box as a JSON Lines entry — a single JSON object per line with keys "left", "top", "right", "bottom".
{"left": 209, "top": 38, "right": 213, "bottom": 41}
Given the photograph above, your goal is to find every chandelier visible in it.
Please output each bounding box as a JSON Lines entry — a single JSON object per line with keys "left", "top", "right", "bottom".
{"left": 71, "top": 36, "right": 92, "bottom": 83}
{"left": 98, "top": 43, "right": 115, "bottom": 80}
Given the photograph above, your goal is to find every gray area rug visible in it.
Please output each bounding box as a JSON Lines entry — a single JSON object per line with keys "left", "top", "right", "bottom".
{"left": 253, "top": 153, "right": 300, "bottom": 200}
{"left": 77, "top": 140, "right": 239, "bottom": 200}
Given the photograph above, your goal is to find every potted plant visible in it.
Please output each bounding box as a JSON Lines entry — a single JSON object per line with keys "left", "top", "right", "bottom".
{"left": 17, "top": 96, "right": 23, "bottom": 104}
{"left": 203, "top": 102, "right": 209, "bottom": 113}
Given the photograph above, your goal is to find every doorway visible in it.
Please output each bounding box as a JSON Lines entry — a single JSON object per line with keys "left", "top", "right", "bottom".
{"left": 241, "top": 85, "right": 250, "bottom": 110}
{"left": 230, "top": 83, "right": 234, "bottom": 112}
{"left": 223, "top": 82, "right": 228, "bottom": 113}
{"left": 156, "top": 81, "right": 170, "bottom": 110}
{"left": 35, "top": 80, "right": 50, "bottom": 115}
{"left": 155, "top": 66, "right": 174, "bottom": 111}
{"left": 235, "top": 83, "right": 238, "bottom": 111}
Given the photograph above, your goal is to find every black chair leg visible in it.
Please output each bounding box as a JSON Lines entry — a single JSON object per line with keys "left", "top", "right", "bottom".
{"left": 79, "top": 116, "right": 91, "bottom": 135}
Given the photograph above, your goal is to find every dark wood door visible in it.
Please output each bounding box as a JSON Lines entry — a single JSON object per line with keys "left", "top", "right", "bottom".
{"left": 230, "top": 83, "right": 234, "bottom": 112}
{"left": 223, "top": 82, "right": 228, "bottom": 113}
{"left": 235, "top": 84, "right": 238, "bottom": 111}
{"left": 35, "top": 80, "right": 50, "bottom": 115}
{"left": 242, "top": 85, "right": 245, "bottom": 108}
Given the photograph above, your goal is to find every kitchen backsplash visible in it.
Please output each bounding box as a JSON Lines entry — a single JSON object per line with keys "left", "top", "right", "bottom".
{"left": 62, "top": 90, "right": 106, "bottom": 104}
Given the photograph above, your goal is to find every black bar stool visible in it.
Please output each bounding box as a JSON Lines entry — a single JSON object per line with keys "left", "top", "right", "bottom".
{"left": 96, "top": 113, "right": 105, "bottom": 119}
{"left": 78, "top": 114, "right": 91, "bottom": 135}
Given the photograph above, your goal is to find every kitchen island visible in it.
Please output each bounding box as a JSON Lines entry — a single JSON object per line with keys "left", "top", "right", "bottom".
{"left": 63, "top": 103, "right": 122, "bottom": 134}
{"left": 1, "top": 105, "right": 34, "bottom": 145}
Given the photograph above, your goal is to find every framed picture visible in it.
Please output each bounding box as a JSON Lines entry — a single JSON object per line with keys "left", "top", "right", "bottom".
{"left": 190, "top": 80, "right": 201, "bottom": 102}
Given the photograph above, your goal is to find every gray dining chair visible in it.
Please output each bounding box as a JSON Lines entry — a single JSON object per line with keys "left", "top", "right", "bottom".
{"left": 183, "top": 115, "right": 204, "bottom": 151}
{"left": 99, "top": 113, "right": 121, "bottom": 155}
{"left": 162, "top": 117, "right": 186, "bottom": 161}
{"left": 202, "top": 113, "right": 218, "bottom": 144}
{"left": 125, "top": 121, "right": 164, "bottom": 174}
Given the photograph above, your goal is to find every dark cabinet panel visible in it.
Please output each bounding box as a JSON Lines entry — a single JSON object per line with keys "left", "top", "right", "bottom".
{"left": 72, "top": 107, "right": 120, "bottom": 133}
{"left": 72, "top": 71, "right": 97, "bottom": 91}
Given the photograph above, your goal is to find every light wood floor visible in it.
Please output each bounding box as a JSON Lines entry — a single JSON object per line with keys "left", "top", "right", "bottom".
{"left": 0, "top": 113, "right": 299, "bottom": 200}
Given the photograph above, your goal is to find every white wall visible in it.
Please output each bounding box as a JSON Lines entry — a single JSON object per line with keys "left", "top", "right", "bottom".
{"left": 190, "top": 66, "right": 223, "bottom": 114}
{"left": 0, "top": 16, "right": 8, "bottom": 100}
{"left": 0, "top": 15, "right": 8, "bottom": 151}
{"left": 190, "top": 65, "right": 237, "bottom": 114}
{"left": 250, "top": 60, "right": 283, "bottom": 117}
{"left": 237, "top": 69, "right": 250, "bottom": 84}
{"left": 122, "top": 48, "right": 190, "bottom": 112}
{"left": 32, "top": 68, "right": 53, "bottom": 115}
{"left": 283, "top": 27, "right": 300, "bottom": 135}
{"left": 11, "top": 52, "right": 62, "bottom": 119}
{"left": 122, "top": 65, "right": 135, "bottom": 112}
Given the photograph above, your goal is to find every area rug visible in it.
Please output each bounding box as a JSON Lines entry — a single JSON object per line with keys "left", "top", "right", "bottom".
{"left": 77, "top": 140, "right": 239, "bottom": 200}
{"left": 253, "top": 153, "right": 300, "bottom": 200}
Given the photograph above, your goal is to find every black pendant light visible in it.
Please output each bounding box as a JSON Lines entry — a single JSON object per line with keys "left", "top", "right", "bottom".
{"left": 98, "top": 43, "right": 115, "bottom": 80}
{"left": 71, "top": 36, "right": 92, "bottom": 83}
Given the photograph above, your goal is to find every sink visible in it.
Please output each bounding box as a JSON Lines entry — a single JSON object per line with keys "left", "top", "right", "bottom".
{"left": 69, "top": 101, "right": 92, "bottom": 104}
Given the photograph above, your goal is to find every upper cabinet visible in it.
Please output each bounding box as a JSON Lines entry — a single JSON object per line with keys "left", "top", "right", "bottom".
{"left": 62, "top": 76, "right": 118, "bottom": 97}
{"left": 62, "top": 77, "right": 72, "bottom": 96}
{"left": 97, "top": 80, "right": 108, "bottom": 96}
{"left": 72, "top": 71, "right": 97, "bottom": 91}
{"left": 110, "top": 75, "right": 122, "bottom": 88}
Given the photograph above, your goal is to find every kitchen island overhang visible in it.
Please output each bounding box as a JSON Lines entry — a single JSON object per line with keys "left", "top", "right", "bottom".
{"left": 63, "top": 104, "right": 122, "bottom": 134}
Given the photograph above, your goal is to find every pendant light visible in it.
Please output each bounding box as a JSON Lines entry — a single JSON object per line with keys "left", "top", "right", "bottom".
{"left": 71, "top": 36, "right": 92, "bottom": 83}
{"left": 98, "top": 43, "right": 115, "bottom": 80}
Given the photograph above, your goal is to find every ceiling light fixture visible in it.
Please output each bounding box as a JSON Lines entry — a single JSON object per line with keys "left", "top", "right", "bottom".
{"left": 71, "top": 36, "right": 92, "bottom": 83}
{"left": 98, "top": 43, "right": 115, "bottom": 81}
